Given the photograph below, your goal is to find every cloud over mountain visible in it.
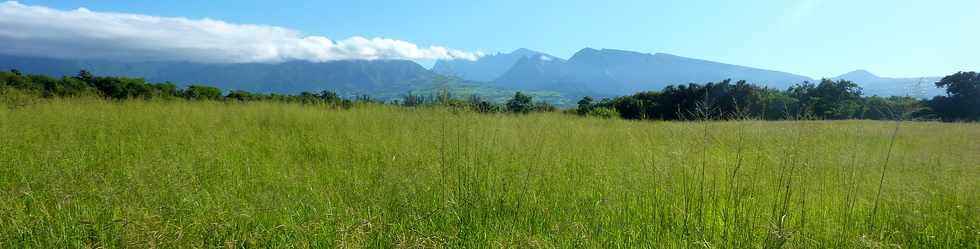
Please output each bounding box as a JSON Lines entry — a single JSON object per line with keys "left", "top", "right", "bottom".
{"left": 0, "top": 1, "right": 479, "bottom": 63}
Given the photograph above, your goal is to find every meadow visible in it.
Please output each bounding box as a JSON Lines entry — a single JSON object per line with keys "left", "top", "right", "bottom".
{"left": 0, "top": 99, "right": 977, "bottom": 248}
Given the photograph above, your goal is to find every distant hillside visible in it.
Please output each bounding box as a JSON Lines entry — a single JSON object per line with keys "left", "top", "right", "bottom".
{"left": 0, "top": 54, "right": 576, "bottom": 104}
{"left": 0, "top": 55, "right": 441, "bottom": 94}
{"left": 833, "top": 70, "right": 944, "bottom": 97}
{"left": 432, "top": 48, "right": 560, "bottom": 82}
{"left": 494, "top": 48, "right": 814, "bottom": 95}
{"left": 492, "top": 53, "right": 586, "bottom": 92}
{"left": 2, "top": 53, "right": 948, "bottom": 103}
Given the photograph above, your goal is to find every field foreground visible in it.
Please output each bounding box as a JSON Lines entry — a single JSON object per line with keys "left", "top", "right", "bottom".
{"left": 0, "top": 100, "right": 978, "bottom": 248}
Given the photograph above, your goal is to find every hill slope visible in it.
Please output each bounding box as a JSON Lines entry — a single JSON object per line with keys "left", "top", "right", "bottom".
{"left": 0, "top": 55, "right": 440, "bottom": 95}
{"left": 0, "top": 54, "right": 577, "bottom": 104}
{"left": 494, "top": 48, "right": 814, "bottom": 95}
{"left": 833, "top": 70, "right": 944, "bottom": 97}
{"left": 432, "top": 48, "right": 560, "bottom": 82}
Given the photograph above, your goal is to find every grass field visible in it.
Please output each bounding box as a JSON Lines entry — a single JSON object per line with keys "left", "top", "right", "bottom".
{"left": 0, "top": 99, "right": 978, "bottom": 248}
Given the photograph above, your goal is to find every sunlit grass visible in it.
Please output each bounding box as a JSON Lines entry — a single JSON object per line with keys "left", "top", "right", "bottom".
{"left": 1, "top": 99, "right": 977, "bottom": 248}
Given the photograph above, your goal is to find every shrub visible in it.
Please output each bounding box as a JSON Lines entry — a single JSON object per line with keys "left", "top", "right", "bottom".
{"left": 587, "top": 107, "right": 620, "bottom": 119}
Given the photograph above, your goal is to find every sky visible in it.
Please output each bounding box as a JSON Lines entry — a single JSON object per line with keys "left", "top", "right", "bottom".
{"left": 4, "top": 0, "right": 979, "bottom": 78}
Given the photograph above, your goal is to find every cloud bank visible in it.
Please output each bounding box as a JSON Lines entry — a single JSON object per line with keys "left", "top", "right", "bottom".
{"left": 0, "top": 1, "right": 479, "bottom": 63}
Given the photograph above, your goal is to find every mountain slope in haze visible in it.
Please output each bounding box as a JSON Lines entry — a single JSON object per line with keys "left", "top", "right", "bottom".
{"left": 833, "top": 70, "right": 944, "bottom": 97}
{"left": 432, "top": 48, "right": 561, "bottom": 82}
{"left": 494, "top": 48, "right": 814, "bottom": 95}
{"left": 0, "top": 55, "right": 441, "bottom": 95}
{"left": 0, "top": 54, "right": 576, "bottom": 104}
{"left": 492, "top": 53, "right": 585, "bottom": 92}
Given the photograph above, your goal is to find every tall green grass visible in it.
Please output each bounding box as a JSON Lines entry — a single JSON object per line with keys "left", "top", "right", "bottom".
{"left": 0, "top": 99, "right": 977, "bottom": 248}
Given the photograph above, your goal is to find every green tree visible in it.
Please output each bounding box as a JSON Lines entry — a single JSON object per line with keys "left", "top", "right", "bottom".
{"left": 929, "top": 71, "right": 980, "bottom": 121}
{"left": 577, "top": 96, "right": 594, "bottom": 115}
{"left": 506, "top": 91, "right": 533, "bottom": 114}
{"left": 790, "top": 79, "right": 862, "bottom": 119}
{"left": 150, "top": 82, "right": 180, "bottom": 98}
{"left": 319, "top": 90, "right": 341, "bottom": 103}
{"left": 74, "top": 70, "right": 94, "bottom": 84}
{"left": 226, "top": 90, "right": 256, "bottom": 101}
{"left": 183, "top": 85, "right": 223, "bottom": 100}
{"left": 587, "top": 107, "right": 619, "bottom": 119}
{"left": 862, "top": 96, "right": 921, "bottom": 120}
{"left": 533, "top": 101, "right": 557, "bottom": 112}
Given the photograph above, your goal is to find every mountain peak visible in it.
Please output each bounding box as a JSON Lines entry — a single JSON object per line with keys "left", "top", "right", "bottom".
{"left": 432, "top": 48, "right": 556, "bottom": 82}
{"left": 569, "top": 47, "right": 652, "bottom": 66}
{"left": 572, "top": 47, "right": 600, "bottom": 56}
{"left": 511, "top": 48, "right": 544, "bottom": 57}
{"left": 838, "top": 69, "right": 878, "bottom": 79}
{"left": 569, "top": 47, "right": 603, "bottom": 62}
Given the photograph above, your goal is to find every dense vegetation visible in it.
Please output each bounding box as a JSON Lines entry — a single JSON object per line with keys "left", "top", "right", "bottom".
{"left": 2, "top": 69, "right": 977, "bottom": 122}
{"left": 1, "top": 100, "right": 977, "bottom": 248}
{"left": 0, "top": 69, "right": 558, "bottom": 114}
{"left": 579, "top": 74, "right": 979, "bottom": 122}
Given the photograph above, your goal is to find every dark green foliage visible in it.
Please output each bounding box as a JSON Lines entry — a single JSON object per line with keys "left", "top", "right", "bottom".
{"left": 533, "top": 101, "right": 557, "bottom": 112}
{"left": 585, "top": 75, "right": 976, "bottom": 121}
{"left": 747, "top": 88, "right": 799, "bottom": 120}
{"left": 400, "top": 93, "right": 424, "bottom": 107}
{"left": 225, "top": 90, "right": 257, "bottom": 101}
{"left": 576, "top": 96, "right": 594, "bottom": 115}
{"left": 70, "top": 70, "right": 157, "bottom": 99}
{"left": 506, "top": 92, "right": 533, "bottom": 114}
{"left": 600, "top": 80, "right": 762, "bottom": 120}
{"left": 587, "top": 107, "right": 619, "bottom": 118}
{"left": 0, "top": 69, "right": 360, "bottom": 106}
{"left": 928, "top": 71, "right": 980, "bottom": 121}
{"left": 860, "top": 96, "right": 923, "bottom": 120}
{"left": 151, "top": 82, "right": 180, "bottom": 98}
{"left": 183, "top": 85, "right": 222, "bottom": 100}
{"left": 395, "top": 90, "right": 508, "bottom": 114}
{"left": 319, "top": 90, "right": 341, "bottom": 103}
{"left": 790, "top": 79, "right": 863, "bottom": 119}
{"left": 3, "top": 68, "right": 977, "bottom": 121}
{"left": 473, "top": 100, "right": 502, "bottom": 113}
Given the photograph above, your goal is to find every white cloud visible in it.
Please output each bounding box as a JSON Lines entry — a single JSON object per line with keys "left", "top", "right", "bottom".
{"left": 0, "top": 1, "right": 480, "bottom": 63}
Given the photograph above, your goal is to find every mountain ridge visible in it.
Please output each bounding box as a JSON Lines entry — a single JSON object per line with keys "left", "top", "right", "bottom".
{"left": 493, "top": 48, "right": 814, "bottom": 95}
{"left": 832, "top": 69, "right": 944, "bottom": 97}
{"left": 0, "top": 54, "right": 439, "bottom": 95}
{"left": 432, "top": 48, "right": 559, "bottom": 82}
{"left": 2, "top": 48, "right": 949, "bottom": 101}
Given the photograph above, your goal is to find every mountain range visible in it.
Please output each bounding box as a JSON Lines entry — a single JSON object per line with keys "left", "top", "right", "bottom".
{"left": 832, "top": 70, "right": 943, "bottom": 97}
{"left": 432, "top": 48, "right": 561, "bottom": 82}
{"left": 1, "top": 48, "right": 948, "bottom": 104}
{"left": 0, "top": 55, "right": 438, "bottom": 95}
{"left": 0, "top": 54, "right": 572, "bottom": 104}
{"left": 495, "top": 48, "right": 813, "bottom": 95}
{"left": 438, "top": 48, "right": 947, "bottom": 97}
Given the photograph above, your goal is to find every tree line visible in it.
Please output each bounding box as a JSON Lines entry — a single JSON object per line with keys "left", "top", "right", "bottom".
{"left": 576, "top": 73, "right": 979, "bottom": 121}
{"left": 0, "top": 69, "right": 376, "bottom": 107}
{"left": 395, "top": 90, "right": 556, "bottom": 114}
{"left": 0, "top": 68, "right": 559, "bottom": 113}
{"left": 2, "top": 69, "right": 977, "bottom": 121}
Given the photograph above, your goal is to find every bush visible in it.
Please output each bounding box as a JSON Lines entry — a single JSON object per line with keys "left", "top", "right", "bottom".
{"left": 506, "top": 92, "right": 533, "bottom": 114}
{"left": 587, "top": 107, "right": 619, "bottom": 119}
{"left": 183, "top": 85, "right": 223, "bottom": 100}
{"left": 533, "top": 101, "right": 557, "bottom": 112}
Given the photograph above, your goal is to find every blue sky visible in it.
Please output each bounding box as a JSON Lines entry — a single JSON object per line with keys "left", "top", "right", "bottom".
{"left": 12, "top": 0, "right": 980, "bottom": 78}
